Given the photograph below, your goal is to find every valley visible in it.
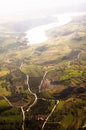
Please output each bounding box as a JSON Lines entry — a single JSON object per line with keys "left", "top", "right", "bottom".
{"left": 0, "top": 14, "right": 86, "bottom": 130}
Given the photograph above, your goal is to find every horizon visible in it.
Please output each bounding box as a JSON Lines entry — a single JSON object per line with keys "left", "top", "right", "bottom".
{"left": 0, "top": 0, "right": 86, "bottom": 22}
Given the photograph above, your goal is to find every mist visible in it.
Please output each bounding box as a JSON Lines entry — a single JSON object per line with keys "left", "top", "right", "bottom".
{"left": 0, "top": 0, "right": 86, "bottom": 22}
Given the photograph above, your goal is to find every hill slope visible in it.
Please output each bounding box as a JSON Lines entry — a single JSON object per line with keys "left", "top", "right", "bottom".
{"left": 0, "top": 15, "right": 86, "bottom": 130}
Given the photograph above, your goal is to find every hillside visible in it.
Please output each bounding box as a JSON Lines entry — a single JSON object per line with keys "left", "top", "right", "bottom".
{"left": 0, "top": 15, "right": 86, "bottom": 130}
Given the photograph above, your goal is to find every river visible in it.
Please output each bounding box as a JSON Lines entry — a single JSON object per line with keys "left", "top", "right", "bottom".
{"left": 25, "top": 12, "right": 86, "bottom": 45}
{"left": 25, "top": 14, "right": 71, "bottom": 44}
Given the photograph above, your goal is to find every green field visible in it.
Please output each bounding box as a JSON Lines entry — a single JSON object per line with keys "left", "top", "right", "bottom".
{"left": 0, "top": 15, "right": 86, "bottom": 130}
{"left": 0, "top": 98, "right": 22, "bottom": 130}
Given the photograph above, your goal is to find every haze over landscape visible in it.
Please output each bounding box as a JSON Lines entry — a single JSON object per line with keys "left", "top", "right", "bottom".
{"left": 0, "top": 0, "right": 86, "bottom": 130}
{"left": 0, "top": 0, "right": 86, "bottom": 21}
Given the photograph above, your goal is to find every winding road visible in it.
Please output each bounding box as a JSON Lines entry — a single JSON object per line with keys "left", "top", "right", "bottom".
{"left": 26, "top": 75, "right": 37, "bottom": 112}
{"left": 2, "top": 96, "right": 13, "bottom": 107}
{"left": 38, "top": 98, "right": 56, "bottom": 102}
{"left": 21, "top": 106, "right": 25, "bottom": 130}
{"left": 42, "top": 100, "right": 59, "bottom": 130}
{"left": 20, "top": 64, "right": 59, "bottom": 130}
{"left": 39, "top": 71, "right": 48, "bottom": 92}
{"left": 20, "top": 74, "right": 38, "bottom": 130}
{"left": 21, "top": 107, "right": 25, "bottom": 121}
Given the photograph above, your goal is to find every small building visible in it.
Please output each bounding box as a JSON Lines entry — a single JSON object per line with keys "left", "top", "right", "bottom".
{"left": 36, "top": 115, "right": 47, "bottom": 121}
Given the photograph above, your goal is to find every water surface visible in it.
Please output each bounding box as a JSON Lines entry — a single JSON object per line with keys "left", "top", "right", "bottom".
{"left": 25, "top": 13, "right": 85, "bottom": 45}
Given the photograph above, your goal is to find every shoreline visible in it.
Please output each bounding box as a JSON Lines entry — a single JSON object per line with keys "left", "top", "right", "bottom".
{"left": 25, "top": 14, "right": 71, "bottom": 45}
{"left": 25, "top": 12, "right": 86, "bottom": 45}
